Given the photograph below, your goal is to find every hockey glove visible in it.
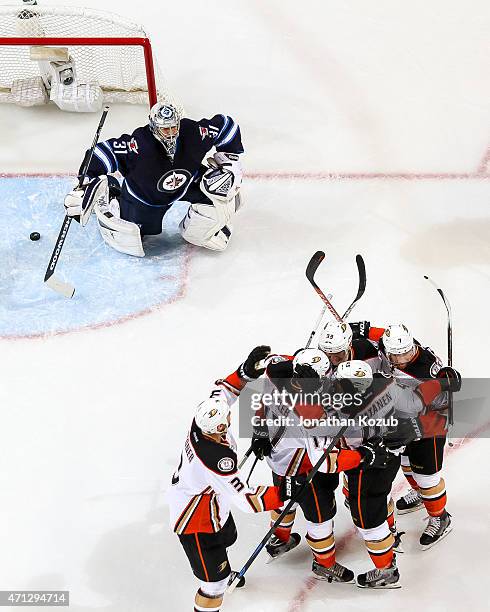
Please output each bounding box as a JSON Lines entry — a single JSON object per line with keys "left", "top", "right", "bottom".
{"left": 279, "top": 474, "right": 307, "bottom": 502}
{"left": 437, "top": 366, "right": 462, "bottom": 393}
{"left": 251, "top": 434, "right": 273, "bottom": 460}
{"left": 358, "top": 440, "right": 389, "bottom": 469}
{"left": 239, "top": 345, "right": 271, "bottom": 379}
{"left": 350, "top": 321, "right": 371, "bottom": 340}
{"left": 291, "top": 363, "right": 322, "bottom": 394}
{"left": 64, "top": 175, "right": 107, "bottom": 226}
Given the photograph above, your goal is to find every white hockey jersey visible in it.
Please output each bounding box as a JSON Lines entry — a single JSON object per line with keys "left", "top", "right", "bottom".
{"left": 167, "top": 369, "right": 282, "bottom": 535}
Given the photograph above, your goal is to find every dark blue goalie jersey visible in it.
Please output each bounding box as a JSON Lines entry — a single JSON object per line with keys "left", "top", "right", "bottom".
{"left": 83, "top": 114, "right": 244, "bottom": 209}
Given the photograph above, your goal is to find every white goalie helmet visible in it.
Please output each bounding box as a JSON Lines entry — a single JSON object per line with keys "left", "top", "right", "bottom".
{"left": 318, "top": 321, "right": 353, "bottom": 354}
{"left": 335, "top": 360, "right": 373, "bottom": 393}
{"left": 382, "top": 324, "right": 414, "bottom": 355}
{"left": 195, "top": 398, "right": 230, "bottom": 435}
{"left": 293, "top": 348, "right": 332, "bottom": 377}
{"left": 149, "top": 101, "right": 182, "bottom": 158}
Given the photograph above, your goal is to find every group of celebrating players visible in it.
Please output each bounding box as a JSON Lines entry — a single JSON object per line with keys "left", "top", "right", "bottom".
{"left": 167, "top": 319, "right": 461, "bottom": 611}
{"left": 59, "top": 102, "right": 461, "bottom": 610}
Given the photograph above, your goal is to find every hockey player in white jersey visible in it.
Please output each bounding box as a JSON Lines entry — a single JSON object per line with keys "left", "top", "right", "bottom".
{"left": 351, "top": 321, "right": 460, "bottom": 548}
{"left": 258, "top": 348, "right": 461, "bottom": 588}
{"left": 167, "top": 346, "right": 295, "bottom": 612}
{"left": 324, "top": 358, "right": 460, "bottom": 587}
{"left": 381, "top": 324, "right": 455, "bottom": 548}
{"left": 252, "top": 349, "right": 391, "bottom": 584}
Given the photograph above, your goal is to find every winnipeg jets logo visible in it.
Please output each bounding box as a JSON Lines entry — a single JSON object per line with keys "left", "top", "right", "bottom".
{"left": 157, "top": 169, "right": 191, "bottom": 192}
{"left": 159, "top": 105, "right": 174, "bottom": 119}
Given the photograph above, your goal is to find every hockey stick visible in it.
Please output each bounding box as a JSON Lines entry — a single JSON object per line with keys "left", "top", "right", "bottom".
{"left": 342, "top": 254, "right": 367, "bottom": 320}
{"left": 245, "top": 455, "right": 260, "bottom": 487}
{"left": 306, "top": 251, "right": 367, "bottom": 326}
{"left": 237, "top": 445, "right": 254, "bottom": 470}
{"left": 44, "top": 105, "right": 110, "bottom": 298}
{"left": 227, "top": 425, "right": 349, "bottom": 593}
{"left": 424, "top": 275, "right": 454, "bottom": 436}
{"left": 304, "top": 292, "right": 333, "bottom": 349}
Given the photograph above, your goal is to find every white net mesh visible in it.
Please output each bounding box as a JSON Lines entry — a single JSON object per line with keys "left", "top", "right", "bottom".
{"left": 0, "top": 3, "right": 170, "bottom": 107}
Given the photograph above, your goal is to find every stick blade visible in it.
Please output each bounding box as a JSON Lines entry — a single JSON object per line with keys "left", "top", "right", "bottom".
{"left": 355, "top": 254, "right": 367, "bottom": 295}
{"left": 306, "top": 251, "right": 325, "bottom": 283}
{"left": 45, "top": 275, "right": 75, "bottom": 299}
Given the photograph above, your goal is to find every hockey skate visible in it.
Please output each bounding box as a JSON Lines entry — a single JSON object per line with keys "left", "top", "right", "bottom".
{"left": 357, "top": 559, "right": 401, "bottom": 589}
{"left": 265, "top": 533, "right": 301, "bottom": 562}
{"left": 312, "top": 560, "right": 355, "bottom": 583}
{"left": 420, "top": 510, "right": 452, "bottom": 550}
{"left": 396, "top": 488, "right": 423, "bottom": 514}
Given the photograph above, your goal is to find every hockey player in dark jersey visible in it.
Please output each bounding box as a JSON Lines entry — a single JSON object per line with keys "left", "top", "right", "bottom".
{"left": 64, "top": 101, "right": 244, "bottom": 256}
{"left": 350, "top": 321, "right": 456, "bottom": 549}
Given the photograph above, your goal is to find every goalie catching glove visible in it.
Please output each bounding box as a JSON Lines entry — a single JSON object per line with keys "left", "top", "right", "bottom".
{"left": 64, "top": 175, "right": 108, "bottom": 226}
{"left": 201, "top": 152, "right": 243, "bottom": 202}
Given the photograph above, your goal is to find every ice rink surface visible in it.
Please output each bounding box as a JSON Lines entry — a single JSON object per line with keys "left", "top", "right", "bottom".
{"left": 0, "top": 0, "right": 489, "bottom": 610}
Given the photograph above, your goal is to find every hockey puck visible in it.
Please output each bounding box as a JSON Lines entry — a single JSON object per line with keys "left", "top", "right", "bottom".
{"left": 30, "top": 232, "right": 41, "bottom": 241}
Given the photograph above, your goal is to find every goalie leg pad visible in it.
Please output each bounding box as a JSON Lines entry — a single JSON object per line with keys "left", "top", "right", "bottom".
{"left": 179, "top": 202, "right": 233, "bottom": 251}
{"left": 95, "top": 199, "right": 145, "bottom": 257}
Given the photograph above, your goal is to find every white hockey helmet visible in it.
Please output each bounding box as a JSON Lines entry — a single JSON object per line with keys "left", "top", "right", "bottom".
{"left": 335, "top": 360, "right": 373, "bottom": 393}
{"left": 149, "top": 101, "right": 182, "bottom": 158}
{"left": 293, "top": 348, "right": 331, "bottom": 378}
{"left": 382, "top": 324, "right": 414, "bottom": 355}
{"left": 195, "top": 398, "right": 230, "bottom": 434}
{"left": 318, "top": 321, "right": 353, "bottom": 354}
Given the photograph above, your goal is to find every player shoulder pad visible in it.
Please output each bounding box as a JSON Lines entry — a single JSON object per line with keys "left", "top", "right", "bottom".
{"left": 407, "top": 345, "right": 442, "bottom": 379}
{"left": 190, "top": 419, "right": 238, "bottom": 476}
{"left": 351, "top": 337, "right": 379, "bottom": 360}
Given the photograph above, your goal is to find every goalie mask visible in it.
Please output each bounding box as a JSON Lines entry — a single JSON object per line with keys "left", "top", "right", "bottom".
{"left": 149, "top": 102, "right": 182, "bottom": 158}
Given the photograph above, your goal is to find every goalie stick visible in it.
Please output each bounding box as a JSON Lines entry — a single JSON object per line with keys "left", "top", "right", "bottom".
{"left": 424, "top": 275, "right": 454, "bottom": 433}
{"left": 43, "top": 105, "right": 110, "bottom": 298}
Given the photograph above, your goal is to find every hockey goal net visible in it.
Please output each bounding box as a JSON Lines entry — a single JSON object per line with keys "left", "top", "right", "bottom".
{"left": 0, "top": 3, "right": 170, "bottom": 109}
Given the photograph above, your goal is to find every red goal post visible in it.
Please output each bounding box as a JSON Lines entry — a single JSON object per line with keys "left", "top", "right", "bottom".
{"left": 0, "top": 36, "right": 159, "bottom": 106}
{"left": 0, "top": 4, "right": 177, "bottom": 110}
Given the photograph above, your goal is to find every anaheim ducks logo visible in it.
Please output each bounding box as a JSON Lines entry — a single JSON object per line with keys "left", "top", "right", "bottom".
{"left": 218, "top": 457, "right": 235, "bottom": 473}
{"left": 354, "top": 369, "right": 367, "bottom": 378}
{"left": 311, "top": 356, "right": 321, "bottom": 363}
{"left": 157, "top": 169, "right": 191, "bottom": 192}
{"left": 208, "top": 408, "right": 218, "bottom": 418}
